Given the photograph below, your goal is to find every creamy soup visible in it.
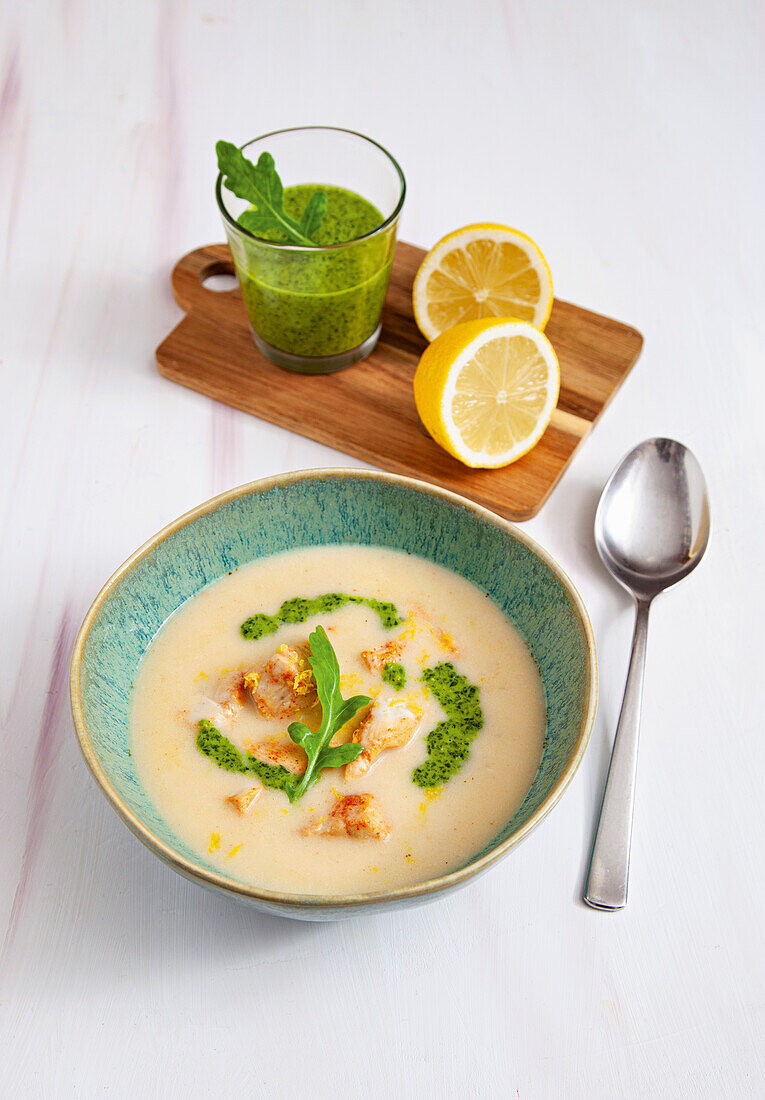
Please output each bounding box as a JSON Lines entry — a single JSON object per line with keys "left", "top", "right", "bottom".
{"left": 130, "top": 546, "right": 546, "bottom": 895}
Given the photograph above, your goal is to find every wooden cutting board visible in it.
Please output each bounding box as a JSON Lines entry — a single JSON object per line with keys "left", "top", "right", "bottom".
{"left": 156, "top": 241, "right": 642, "bottom": 520}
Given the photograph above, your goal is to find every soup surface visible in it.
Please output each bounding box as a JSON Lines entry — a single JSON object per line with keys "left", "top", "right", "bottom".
{"left": 130, "top": 546, "right": 546, "bottom": 895}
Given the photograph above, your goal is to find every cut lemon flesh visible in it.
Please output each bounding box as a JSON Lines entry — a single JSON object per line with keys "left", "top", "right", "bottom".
{"left": 414, "top": 318, "right": 559, "bottom": 468}
{"left": 413, "top": 224, "right": 554, "bottom": 341}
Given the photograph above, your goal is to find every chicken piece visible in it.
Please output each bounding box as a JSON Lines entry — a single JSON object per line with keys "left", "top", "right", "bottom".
{"left": 226, "top": 782, "right": 264, "bottom": 815}
{"left": 361, "top": 611, "right": 420, "bottom": 671}
{"left": 360, "top": 637, "right": 404, "bottom": 673}
{"left": 246, "top": 738, "right": 307, "bottom": 775}
{"left": 248, "top": 644, "right": 317, "bottom": 720}
{"left": 305, "top": 794, "right": 390, "bottom": 841}
{"left": 344, "top": 698, "right": 420, "bottom": 780}
{"left": 180, "top": 669, "right": 247, "bottom": 730}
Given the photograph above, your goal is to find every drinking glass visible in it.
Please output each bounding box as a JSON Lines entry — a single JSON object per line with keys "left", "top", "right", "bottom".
{"left": 217, "top": 126, "right": 406, "bottom": 374}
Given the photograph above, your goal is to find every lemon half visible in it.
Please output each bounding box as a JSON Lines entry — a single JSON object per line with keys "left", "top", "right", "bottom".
{"left": 414, "top": 318, "right": 560, "bottom": 468}
{"left": 413, "top": 223, "right": 554, "bottom": 342}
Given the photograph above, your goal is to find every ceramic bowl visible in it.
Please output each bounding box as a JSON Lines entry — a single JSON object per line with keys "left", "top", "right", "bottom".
{"left": 70, "top": 470, "right": 597, "bottom": 920}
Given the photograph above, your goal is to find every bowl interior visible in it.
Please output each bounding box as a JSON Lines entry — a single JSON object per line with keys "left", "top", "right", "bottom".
{"left": 75, "top": 473, "right": 593, "bottom": 891}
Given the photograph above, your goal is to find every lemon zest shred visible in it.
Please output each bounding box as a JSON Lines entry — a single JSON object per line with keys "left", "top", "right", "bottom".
{"left": 293, "top": 668, "right": 315, "bottom": 695}
{"left": 404, "top": 693, "right": 424, "bottom": 719}
{"left": 419, "top": 788, "right": 442, "bottom": 815}
{"left": 437, "top": 629, "right": 457, "bottom": 654}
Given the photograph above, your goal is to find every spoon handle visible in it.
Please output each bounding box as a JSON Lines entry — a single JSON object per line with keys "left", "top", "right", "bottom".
{"left": 584, "top": 598, "right": 651, "bottom": 910}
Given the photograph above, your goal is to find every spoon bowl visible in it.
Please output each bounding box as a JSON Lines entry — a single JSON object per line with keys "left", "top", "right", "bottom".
{"left": 584, "top": 438, "right": 710, "bottom": 910}
{"left": 594, "top": 438, "right": 710, "bottom": 600}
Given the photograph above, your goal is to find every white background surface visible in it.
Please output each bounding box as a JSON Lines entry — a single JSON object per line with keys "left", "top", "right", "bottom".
{"left": 1, "top": 1, "right": 763, "bottom": 1096}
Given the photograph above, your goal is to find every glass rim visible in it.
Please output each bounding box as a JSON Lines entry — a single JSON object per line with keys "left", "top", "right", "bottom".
{"left": 215, "top": 125, "right": 406, "bottom": 252}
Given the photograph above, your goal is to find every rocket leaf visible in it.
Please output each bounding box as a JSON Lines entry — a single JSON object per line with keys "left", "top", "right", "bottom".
{"left": 285, "top": 626, "right": 369, "bottom": 803}
{"left": 216, "top": 140, "right": 326, "bottom": 246}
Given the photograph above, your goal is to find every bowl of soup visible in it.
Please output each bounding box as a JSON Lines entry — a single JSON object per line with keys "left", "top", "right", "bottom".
{"left": 70, "top": 470, "right": 597, "bottom": 920}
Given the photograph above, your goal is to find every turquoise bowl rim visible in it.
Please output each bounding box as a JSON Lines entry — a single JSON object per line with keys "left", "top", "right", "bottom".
{"left": 70, "top": 469, "right": 598, "bottom": 913}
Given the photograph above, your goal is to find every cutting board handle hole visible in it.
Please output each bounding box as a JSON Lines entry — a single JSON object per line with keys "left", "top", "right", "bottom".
{"left": 200, "top": 261, "right": 237, "bottom": 293}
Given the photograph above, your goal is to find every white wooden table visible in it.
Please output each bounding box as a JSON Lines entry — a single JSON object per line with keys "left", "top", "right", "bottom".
{"left": 2, "top": 1, "right": 763, "bottom": 1095}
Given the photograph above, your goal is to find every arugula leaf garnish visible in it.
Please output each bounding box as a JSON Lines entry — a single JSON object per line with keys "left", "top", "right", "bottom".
{"left": 216, "top": 140, "right": 327, "bottom": 246}
{"left": 285, "top": 625, "right": 369, "bottom": 803}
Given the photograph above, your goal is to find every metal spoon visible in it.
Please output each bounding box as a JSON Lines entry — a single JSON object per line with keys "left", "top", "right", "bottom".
{"left": 584, "top": 438, "right": 710, "bottom": 911}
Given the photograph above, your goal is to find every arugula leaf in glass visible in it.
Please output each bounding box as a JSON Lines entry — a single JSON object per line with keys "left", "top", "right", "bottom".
{"left": 216, "top": 141, "right": 326, "bottom": 246}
